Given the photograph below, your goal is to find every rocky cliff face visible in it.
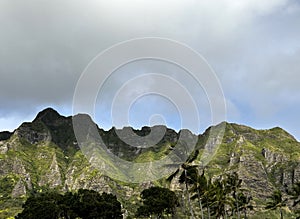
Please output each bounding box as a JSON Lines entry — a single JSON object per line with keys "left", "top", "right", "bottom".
{"left": 0, "top": 108, "right": 299, "bottom": 218}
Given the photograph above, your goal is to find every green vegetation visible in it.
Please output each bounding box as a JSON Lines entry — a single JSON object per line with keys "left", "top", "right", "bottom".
{"left": 16, "top": 189, "right": 122, "bottom": 219}
{"left": 136, "top": 187, "right": 178, "bottom": 218}
{"left": 265, "top": 190, "right": 287, "bottom": 219}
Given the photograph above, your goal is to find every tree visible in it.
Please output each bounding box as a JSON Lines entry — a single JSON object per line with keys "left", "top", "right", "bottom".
{"left": 136, "top": 187, "right": 178, "bottom": 218}
{"left": 60, "top": 191, "right": 79, "bottom": 219}
{"left": 189, "top": 168, "right": 208, "bottom": 219}
{"left": 98, "top": 192, "right": 123, "bottom": 218}
{"left": 235, "top": 192, "right": 253, "bottom": 219}
{"left": 166, "top": 149, "right": 200, "bottom": 218}
{"left": 16, "top": 191, "right": 64, "bottom": 219}
{"left": 16, "top": 189, "right": 122, "bottom": 219}
{"left": 266, "top": 190, "right": 286, "bottom": 219}
{"left": 179, "top": 164, "right": 197, "bottom": 218}
{"left": 69, "top": 189, "right": 122, "bottom": 219}
{"left": 208, "top": 179, "right": 234, "bottom": 219}
{"left": 224, "top": 172, "right": 242, "bottom": 218}
{"left": 291, "top": 182, "right": 300, "bottom": 207}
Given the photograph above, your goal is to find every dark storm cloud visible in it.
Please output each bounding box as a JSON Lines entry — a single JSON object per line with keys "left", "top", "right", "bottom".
{"left": 0, "top": 0, "right": 299, "bottom": 139}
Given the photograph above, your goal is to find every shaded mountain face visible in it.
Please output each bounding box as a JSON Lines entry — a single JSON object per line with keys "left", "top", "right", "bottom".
{"left": 15, "top": 108, "right": 182, "bottom": 161}
{"left": 0, "top": 108, "right": 300, "bottom": 218}
{"left": 0, "top": 131, "right": 13, "bottom": 141}
{"left": 15, "top": 108, "right": 77, "bottom": 152}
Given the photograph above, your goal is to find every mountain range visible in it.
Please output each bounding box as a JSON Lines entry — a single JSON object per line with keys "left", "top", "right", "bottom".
{"left": 0, "top": 108, "right": 300, "bottom": 218}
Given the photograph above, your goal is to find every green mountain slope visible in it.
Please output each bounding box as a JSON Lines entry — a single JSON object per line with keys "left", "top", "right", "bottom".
{"left": 0, "top": 108, "right": 299, "bottom": 218}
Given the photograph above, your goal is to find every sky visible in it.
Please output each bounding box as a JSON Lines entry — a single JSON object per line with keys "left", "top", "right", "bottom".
{"left": 0, "top": 0, "right": 299, "bottom": 140}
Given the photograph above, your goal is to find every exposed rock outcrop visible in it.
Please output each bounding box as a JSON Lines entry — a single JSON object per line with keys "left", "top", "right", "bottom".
{"left": 39, "top": 154, "right": 62, "bottom": 188}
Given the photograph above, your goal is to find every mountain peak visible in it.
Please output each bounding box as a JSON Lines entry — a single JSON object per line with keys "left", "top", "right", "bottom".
{"left": 34, "top": 108, "right": 62, "bottom": 123}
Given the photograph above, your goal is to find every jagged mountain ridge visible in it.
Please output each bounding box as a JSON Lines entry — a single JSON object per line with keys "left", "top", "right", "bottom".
{"left": 13, "top": 108, "right": 181, "bottom": 160}
{"left": 0, "top": 108, "right": 300, "bottom": 218}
